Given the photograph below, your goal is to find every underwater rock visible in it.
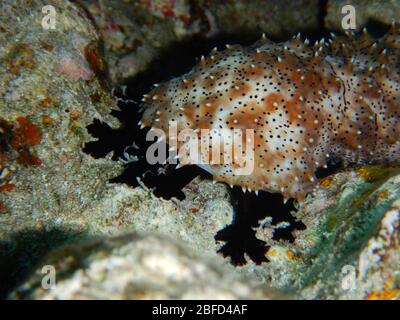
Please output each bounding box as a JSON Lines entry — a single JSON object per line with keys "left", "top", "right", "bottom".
{"left": 8, "top": 164, "right": 400, "bottom": 299}
{"left": 9, "top": 233, "right": 284, "bottom": 300}
{"left": 207, "top": 0, "right": 320, "bottom": 37}
{"left": 235, "top": 165, "right": 400, "bottom": 299}
{"left": 0, "top": 0, "right": 237, "bottom": 297}
{"left": 85, "top": 177, "right": 234, "bottom": 257}
{"left": 296, "top": 166, "right": 400, "bottom": 299}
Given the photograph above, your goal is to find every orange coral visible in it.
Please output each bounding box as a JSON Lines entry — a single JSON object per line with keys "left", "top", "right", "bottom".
{"left": 319, "top": 176, "right": 334, "bottom": 189}
{"left": 189, "top": 207, "right": 199, "bottom": 213}
{"left": 17, "top": 149, "right": 41, "bottom": 166}
{"left": 7, "top": 117, "right": 42, "bottom": 166}
{"left": 41, "top": 115, "right": 54, "bottom": 125}
{"left": 69, "top": 111, "right": 80, "bottom": 120}
{"left": 39, "top": 97, "right": 52, "bottom": 108}
{"left": 364, "top": 288, "right": 400, "bottom": 300}
{"left": 84, "top": 42, "right": 105, "bottom": 78}
{"left": 0, "top": 181, "right": 14, "bottom": 193}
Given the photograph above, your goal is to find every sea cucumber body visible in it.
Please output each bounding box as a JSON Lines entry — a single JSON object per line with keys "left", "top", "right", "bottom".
{"left": 140, "top": 28, "right": 400, "bottom": 201}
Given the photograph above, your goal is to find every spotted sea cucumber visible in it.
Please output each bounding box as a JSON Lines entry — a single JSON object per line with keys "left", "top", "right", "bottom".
{"left": 139, "top": 26, "right": 400, "bottom": 202}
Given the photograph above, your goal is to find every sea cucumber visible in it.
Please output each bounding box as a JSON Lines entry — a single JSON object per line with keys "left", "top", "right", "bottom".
{"left": 139, "top": 26, "right": 400, "bottom": 202}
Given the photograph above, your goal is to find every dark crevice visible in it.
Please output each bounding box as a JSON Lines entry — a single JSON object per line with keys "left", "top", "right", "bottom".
{"left": 216, "top": 188, "right": 305, "bottom": 266}
{"left": 318, "top": 0, "right": 328, "bottom": 35}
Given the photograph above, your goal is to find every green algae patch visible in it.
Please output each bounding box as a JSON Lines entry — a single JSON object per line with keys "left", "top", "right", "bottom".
{"left": 297, "top": 166, "right": 400, "bottom": 293}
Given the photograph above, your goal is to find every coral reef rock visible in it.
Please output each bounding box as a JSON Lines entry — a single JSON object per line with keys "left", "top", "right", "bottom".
{"left": 10, "top": 233, "right": 284, "bottom": 300}
{"left": 325, "top": 0, "right": 400, "bottom": 31}
{"left": 0, "top": 0, "right": 399, "bottom": 300}
{"left": 77, "top": 0, "right": 320, "bottom": 84}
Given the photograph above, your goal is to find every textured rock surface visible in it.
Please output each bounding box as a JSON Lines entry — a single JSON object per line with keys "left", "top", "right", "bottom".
{"left": 10, "top": 233, "right": 284, "bottom": 299}
{"left": 9, "top": 166, "right": 400, "bottom": 300}
{"left": 325, "top": 0, "right": 400, "bottom": 31}
{"left": 0, "top": 0, "right": 118, "bottom": 297}
{"left": 0, "top": 0, "right": 238, "bottom": 297}
{"left": 1, "top": 0, "right": 399, "bottom": 300}
{"left": 77, "top": 0, "right": 320, "bottom": 84}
